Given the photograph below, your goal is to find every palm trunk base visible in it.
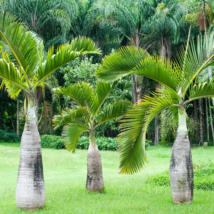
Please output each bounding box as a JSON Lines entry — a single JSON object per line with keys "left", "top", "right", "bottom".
{"left": 86, "top": 150, "right": 104, "bottom": 192}
{"left": 169, "top": 133, "right": 193, "bottom": 204}
{"left": 16, "top": 121, "right": 45, "bottom": 209}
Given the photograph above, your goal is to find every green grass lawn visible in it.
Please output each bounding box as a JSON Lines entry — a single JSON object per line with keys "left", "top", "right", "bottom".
{"left": 1, "top": 143, "right": 214, "bottom": 214}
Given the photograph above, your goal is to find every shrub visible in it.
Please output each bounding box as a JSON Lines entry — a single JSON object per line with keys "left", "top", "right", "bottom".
{"left": 41, "top": 135, "right": 65, "bottom": 149}
{"left": 146, "top": 162, "right": 214, "bottom": 191}
{"left": 40, "top": 135, "right": 152, "bottom": 151}
{"left": 0, "top": 129, "right": 20, "bottom": 142}
{"left": 77, "top": 137, "right": 118, "bottom": 151}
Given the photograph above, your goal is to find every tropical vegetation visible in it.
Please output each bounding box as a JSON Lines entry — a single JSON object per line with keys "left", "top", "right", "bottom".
{"left": 0, "top": 0, "right": 214, "bottom": 212}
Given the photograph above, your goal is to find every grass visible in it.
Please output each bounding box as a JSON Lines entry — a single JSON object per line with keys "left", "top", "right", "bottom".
{"left": 1, "top": 143, "right": 214, "bottom": 214}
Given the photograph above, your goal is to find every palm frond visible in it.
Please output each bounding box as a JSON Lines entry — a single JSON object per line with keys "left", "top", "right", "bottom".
{"left": 90, "top": 81, "right": 117, "bottom": 115}
{"left": 133, "top": 56, "right": 181, "bottom": 93}
{"left": 53, "top": 107, "right": 90, "bottom": 130}
{"left": 96, "top": 46, "right": 180, "bottom": 93}
{"left": 180, "top": 31, "right": 214, "bottom": 97}
{"left": 0, "top": 13, "right": 43, "bottom": 77}
{"left": 118, "top": 103, "right": 149, "bottom": 175}
{"left": 97, "top": 100, "right": 131, "bottom": 126}
{"left": 70, "top": 36, "right": 101, "bottom": 53}
{"left": 184, "top": 78, "right": 214, "bottom": 104}
{"left": 34, "top": 37, "right": 100, "bottom": 90}
{"left": 1, "top": 80, "right": 22, "bottom": 99}
{"left": 119, "top": 89, "right": 180, "bottom": 174}
{"left": 53, "top": 82, "right": 94, "bottom": 108}
{"left": 62, "top": 124, "right": 88, "bottom": 153}
{"left": 96, "top": 46, "right": 149, "bottom": 82}
{"left": 0, "top": 59, "right": 28, "bottom": 92}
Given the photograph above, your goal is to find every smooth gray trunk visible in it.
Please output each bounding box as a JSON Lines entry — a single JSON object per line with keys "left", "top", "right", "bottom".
{"left": 154, "top": 42, "right": 166, "bottom": 145}
{"left": 208, "top": 98, "right": 214, "bottom": 144}
{"left": 131, "top": 74, "right": 137, "bottom": 103}
{"left": 16, "top": 97, "right": 45, "bottom": 209}
{"left": 199, "top": 99, "right": 204, "bottom": 143}
{"left": 154, "top": 116, "right": 159, "bottom": 145}
{"left": 17, "top": 99, "right": 20, "bottom": 136}
{"left": 86, "top": 131, "right": 104, "bottom": 192}
{"left": 154, "top": 82, "right": 160, "bottom": 145}
{"left": 169, "top": 110, "right": 193, "bottom": 203}
{"left": 205, "top": 98, "right": 209, "bottom": 142}
{"left": 193, "top": 100, "right": 199, "bottom": 141}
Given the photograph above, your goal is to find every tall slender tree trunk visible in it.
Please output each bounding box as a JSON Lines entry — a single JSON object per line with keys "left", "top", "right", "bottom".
{"left": 16, "top": 95, "right": 45, "bottom": 209}
{"left": 169, "top": 109, "right": 193, "bottom": 203}
{"left": 131, "top": 30, "right": 140, "bottom": 104}
{"left": 208, "top": 67, "right": 214, "bottom": 105}
{"left": 17, "top": 99, "right": 20, "bottom": 136}
{"left": 202, "top": 0, "right": 207, "bottom": 32}
{"left": 208, "top": 98, "right": 214, "bottom": 144}
{"left": 199, "top": 99, "right": 204, "bottom": 144}
{"left": 131, "top": 75, "right": 137, "bottom": 103}
{"left": 154, "top": 81, "right": 161, "bottom": 145}
{"left": 205, "top": 98, "right": 210, "bottom": 143}
{"left": 155, "top": 40, "right": 166, "bottom": 145}
{"left": 86, "top": 130, "right": 104, "bottom": 192}
{"left": 193, "top": 100, "right": 199, "bottom": 142}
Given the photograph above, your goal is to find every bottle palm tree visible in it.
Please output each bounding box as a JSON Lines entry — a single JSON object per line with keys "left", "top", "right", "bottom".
{"left": 0, "top": 13, "right": 100, "bottom": 209}
{"left": 96, "top": 30, "right": 214, "bottom": 203}
{"left": 53, "top": 81, "right": 131, "bottom": 192}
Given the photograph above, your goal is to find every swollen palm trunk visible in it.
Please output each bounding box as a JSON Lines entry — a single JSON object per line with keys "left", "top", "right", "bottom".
{"left": 86, "top": 150, "right": 104, "bottom": 192}
{"left": 169, "top": 110, "right": 193, "bottom": 203}
{"left": 16, "top": 98, "right": 45, "bottom": 209}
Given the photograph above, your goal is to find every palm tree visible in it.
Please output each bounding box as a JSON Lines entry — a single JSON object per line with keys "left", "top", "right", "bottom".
{"left": 96, "top": 30, "right": 214, "bottom": 203}
{"left": 53, "top": 81, "right": 131, "bottom": 192}
{"left": 0, "top": 13, "right": 100, "bottom": 209}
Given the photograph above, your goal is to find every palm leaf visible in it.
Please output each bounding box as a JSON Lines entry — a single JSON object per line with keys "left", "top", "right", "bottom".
{"left": 96, "top": 46, "right": 180, "bottom": 93}
{"left": 118, "top": 103, "right": 150, "bottom": 174}
{"left": 1, "top": 80, "right": 22, "bottom": 99}
{"left": 133, "top": 56, "right": 181, "bottom": 93}
{"left": 0, "top": 59, "right": 28, "bottom": 92}
{"left": 184, "top": 78, "right": 214, "bottom": 104}
{"left": 62, "top": 124, "right": 89, "bottom": 153}
{"left": 119, "top": 89, "right": 180, "bottom": 174}
{"left": 69, "top": 36, "right": 101, "bottom": 53}
{"left": 90, "top": 81, "right": 117, "bottom": 115}
{"left": 34, "top": 37, "right": 100, "bottom": 89}
{"left": 97, "top": 100, "right": 131, "bottom": 126}
{"left": 53, "top": 82, "right": 94, "bottom": 108}
{"left": 0, "top": 13, "right": 43, "bottom": 77}
{"left": 96, "top": 46, "right": 149, "bottom": 82}
{"left": 180, "top": 31, "right": 214, "bottom": 97}
{"left": 53, "top": 107, "right": 90, "bottom": 130}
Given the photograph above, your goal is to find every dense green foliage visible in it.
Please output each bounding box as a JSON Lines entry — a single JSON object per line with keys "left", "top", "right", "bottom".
{"left": 0, "top": 129, "right": 20, "bottom": 142}
{"left": 40, "top": 135, "right": 151, "bottom": 151}
{"left": 0, "top": 0, "right": 214, "bottom": 145}
{"left": 41, "top": 135, "right": 65, "bottom": 149}
{"left": 147, "top": 162, "right": 214, "bottom": 191}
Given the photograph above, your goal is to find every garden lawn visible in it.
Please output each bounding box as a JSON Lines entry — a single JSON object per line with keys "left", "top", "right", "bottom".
{"left": 1, "top": 143, "right": 214, "bottom": 214}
